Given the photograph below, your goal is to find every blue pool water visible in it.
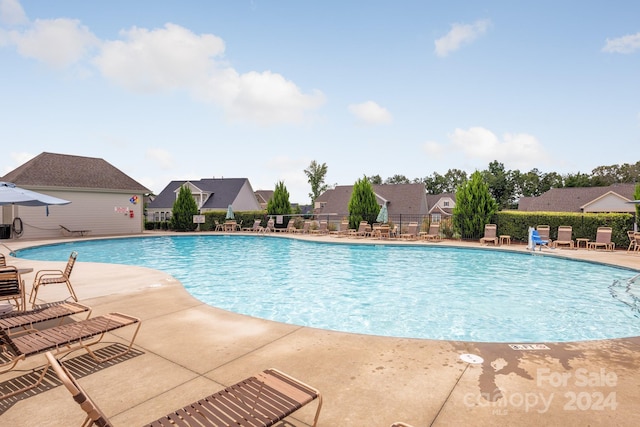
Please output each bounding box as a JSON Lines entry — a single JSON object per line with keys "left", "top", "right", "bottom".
{"left": 15, "top": 235, "right": 640, "bottom": 342}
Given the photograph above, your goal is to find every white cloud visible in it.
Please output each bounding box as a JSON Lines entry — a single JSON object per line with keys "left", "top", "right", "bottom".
{"left": 348, "top": 101, "right": 392, "bottom": 125}
{"left": 93, "top": 23, "right": 324, "bottom": 125}
{"left": 9, "top": 18, "right": 99, "bottom": 68}
{"left": 146, "top": 148, "right": 174, "bottom": 170}
{"left": 94, "top": 23, "right": 224, "bottom": 92}
{"left": 434, "top": 19, "right": 491, "bottom": 57}
{"left": 425, "top": 127, "right": 549, "bottom": 170}
{"left": 0, "top": 0, "right": 27, "bottom": 26}
{"left": 602, "top": 32, "right": 640, "bottom": 54}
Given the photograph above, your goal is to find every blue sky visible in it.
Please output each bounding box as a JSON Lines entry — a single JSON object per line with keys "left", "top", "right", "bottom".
{"left": 1, "top": 1, "right": 639, "bottom": 203}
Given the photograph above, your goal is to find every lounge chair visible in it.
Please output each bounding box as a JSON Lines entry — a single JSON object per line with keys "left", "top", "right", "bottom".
{"left": 242, "top": 219, "right": 262, "bottom": 232}
{"left": 627, "top": 231, "right": 640, "bottom": 253}
{"left": 0, "top": 312, "right": 140, "bottom": 399}
{"left": 350, "top": 221, "right": 371, "bottom": 238}
{"left": 0, "top": 266, "right": 25, "bottom": 311}
{"left": 311, "top": 220, "right": 328, "bottom": 235}
{"left": 420, "top": 223, "right": 441, "bottom": 241}
{"left": 587, "top": 227, "right": 615, "bottom": 251}
{"left": 330, "top": 220, "right": 350, "bottom": 237}
{"left": 0, "top": 253, "right": 5, "bottom": 267}
{"left": 46, "top": 351, "right": 323, "bottom": 427}
{"left": 531, "top": 230, "right": 550, "bottom": 251}
{"left": 0, "top": 300, "right": 91, "bottom": 336}
{"left": 285, "top": 219, "right": 298, "bottom": 233}
{"left": 552, "top": 226, "right": 574, "bottom": 249}
{"left": 29, "top": 251, "right": 78, "bottom": 306}
{"left": 400, "top": 222, "right": 419, "bottom": 240}
{"left": 60, "top": 225, "right": 91, "bottom": 237}
{"left": 479, "top": 224, "right": 498, "bottom": 245}
{"left": 294, "top": 220, "right": 311, "bottom": 234}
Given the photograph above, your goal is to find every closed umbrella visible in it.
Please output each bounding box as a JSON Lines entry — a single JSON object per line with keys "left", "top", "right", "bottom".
{"left": 225, "top": 204, "right": 235, "bottom": 220}
{"left": 376, "top": 204, "right": 388, "bottom": 223}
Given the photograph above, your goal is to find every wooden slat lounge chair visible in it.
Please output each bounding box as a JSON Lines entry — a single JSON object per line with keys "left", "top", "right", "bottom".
{"left": 0, "top": 300, "right": 91, "bottom": 336}
{"left": 0, "top": 312, "right": 140, "bottom": 399}
{"left": 285, "top": 219, "right": 298, "bottom": 233}
{"left": 479, "top": 224, "right": 498, "bottom": 245}
{"left": 536, "top": 225, "right": 551, "bottom": 242}
{"left": 29, "top": 251, "right": 78, "bottom": 306}
{"left": 0, "top": 266, "right": 25, "bottom": 312}
{"left": 400, "top": 222, "right": 419, "bottom": 240}
{"left": 242, "top": 219, "right": 262, "bottom": 232}
{"left": 46, "top": 351, "right": 323, "bottom": 427}
{"left": 420, "top": 223, "right": 441, "bottom": 241}
{"left": 626, "top": 231, "right": 640, "bottom": 253}
{"left": 350, "top": 221, "right": 371, "bottom": 238}
{"left": 0, "top": 253, "right": 5, "bottom": 267}
{"left": 552, "top": 226, "right": 574, "bottom": 249}
{"left": 310, "top": 220, "right": 328, "bottom": 235}
{"left": 330, "top": 220, "right": 350, "bottom": 237}
{"left": 587, "top": 227, "right": 615, "bottom": 251}
{"left": 60, "top": 225, "right": 91, "bottom": 237}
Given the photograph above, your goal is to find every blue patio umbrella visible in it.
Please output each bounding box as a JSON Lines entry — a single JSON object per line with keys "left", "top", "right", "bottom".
{"left": 225, "top": 204, "right": 235, "bottom": 220}
{"left": 376, "top": 204, "right": 389, "bottom": 223}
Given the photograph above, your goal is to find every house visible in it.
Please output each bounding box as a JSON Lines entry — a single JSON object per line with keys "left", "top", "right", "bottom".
{"left": 147, "top": 178, "right": 262, "bottom": 222}
{"left": 426, "top": 192, "right": 456, "bottom": 223}
{"left": 518, "top": 184, "right": 636, "bottom": 213}
{"left": 314, "top": 183, "right": 429, "bottom": 225}
{"left": 1, "top": 152, "right": 150, "bottom": 239}
{"left": 254, "top": 190, "right": 274, "bottom": 210}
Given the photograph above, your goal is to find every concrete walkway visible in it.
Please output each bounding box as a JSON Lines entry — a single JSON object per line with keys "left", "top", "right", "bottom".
{"left": 1, "top": 233, "right": 639, "bottom": 426}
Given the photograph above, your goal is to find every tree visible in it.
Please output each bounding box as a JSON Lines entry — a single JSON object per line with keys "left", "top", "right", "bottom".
{"left": 347, "top": 177, "right": 380, "bottom": 229}
{"left": 384, "top": 174, "right": 410, "bottom": 184}
{"left": 267, "top": 181, "right": 292, "bottom": 216}
{"left": 482, "top": 161, "right": 516, "bottom": 209}
{"left": 171, "top": 185, "right": 198, "bottom": 231}
{"left": 304, "top": 160, "right": 328, "bottom": 206}
{"left": 452, "top": 171, "right": 498, "bottom": 239}
{"left": 366, "top": 174, "right": 383, "bottom": 185}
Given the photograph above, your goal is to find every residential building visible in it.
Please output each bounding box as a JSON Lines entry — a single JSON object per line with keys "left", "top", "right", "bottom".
{"left": 426, "top": 192, "right": 456, "bottom": 223}
{"left": 518, "top": 184, "right": 636, "bottom": 213}
{"left": 147, "top": 178, "right": 261, "bottom": 222}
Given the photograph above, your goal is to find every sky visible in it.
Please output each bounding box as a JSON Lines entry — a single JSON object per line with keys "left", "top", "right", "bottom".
{"left": 1, "top": 1, "right": 639, "bottom": 204}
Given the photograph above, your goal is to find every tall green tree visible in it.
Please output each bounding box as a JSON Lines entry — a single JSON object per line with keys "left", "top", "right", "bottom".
{"left": 482, "top": 161, "right": 516, "bottom": 209}
{"left": 267, "top": 181, "right": 292, "bottom": 215}
{"left": 348, "top": 177, "right": 380, "bottom": 229}
{"left": 453, "top": 171, "right": 498, "bottom": 239}
{"left": 366, "top": 174, "right": 383, "bottom": 185}
{"left": 171, "top": 185, "right": 198, "bottom": 231}
{"left": 304, "top": 160, "right": 328, "bottom": 206}
{"left": 384, "top": 174, "right": 411, "bottom": 184}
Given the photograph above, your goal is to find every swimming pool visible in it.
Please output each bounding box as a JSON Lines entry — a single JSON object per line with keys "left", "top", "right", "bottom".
{"left": 15, "top": 235, "right": 640, "bottom": 342}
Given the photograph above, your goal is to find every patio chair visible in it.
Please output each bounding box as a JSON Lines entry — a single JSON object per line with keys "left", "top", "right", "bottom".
{"left": 0, "top": 266, "right": 25, "bottom": 312}
{"left": 552, "top": 226, "right": 574, "bottom": 249}
{"left": 286, "top": 219, "right": 298, "bottom": 233}
{"left": 0, "top": 253, "right": 5, "bottom": 267}
{"left": 588, "top": 227, "right": 615, "bottom": 251}
{"left": 400, "top": 222, "right": 419, "bottom": 240}
{"left": 242, "top": 219, "right": 262, "bottom": 232}
{"left": 0, "top": 300, "right": 91, "bottom": 337}
{"left": 330, "top": 220, "right": 350, "bottom": 237}
{"left": 627, "top": 231, "right": 640, "bottom": 253}
{"left": 350, "top": 221, "right": 372, "bottom": 238}
{"left": 29, "top": 251, "right": 78, "bottom": 306}
{"left": 295, "top": 220, "right": 312, "bottom": 234}
{"left": 59, "top": 225, "right": 91, "bottom": 237}
{"left": 479, "top": 224, "right": 498, "bottom": 245}
{"left": 420, "top": 223, "right": 441, "bottom": 241}
{"left": 46, "top": 351, "right": 323, "bottom": 427}
{"left": 531, "top": 230, "right": 550, "bottom": 251}
{"left": 0, "top": 312, "right": 140, "bottom": 399}
{"left": 311, "top": 220, "right": 328, "bottom": 235}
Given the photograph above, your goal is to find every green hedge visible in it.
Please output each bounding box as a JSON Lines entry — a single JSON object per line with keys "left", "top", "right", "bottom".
{"left": 493, "top": 211, "right": 634, "bottom": 248}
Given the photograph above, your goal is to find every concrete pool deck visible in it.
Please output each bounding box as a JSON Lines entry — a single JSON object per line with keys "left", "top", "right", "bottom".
{"left": 1, "top": 232, "right": 639, "bottom": 426}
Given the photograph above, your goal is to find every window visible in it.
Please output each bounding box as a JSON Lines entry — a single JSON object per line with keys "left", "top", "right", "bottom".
{"left": 443, "top": 201, "right": 449, "bottom": 207}
{"left": 432, "top": 213, "right": 441, "bottom": 223}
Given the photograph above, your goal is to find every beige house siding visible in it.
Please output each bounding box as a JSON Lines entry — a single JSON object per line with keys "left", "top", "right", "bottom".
{"left": 2, "top": 188, "right": 145, "bottom": 239}
{"left": 582, "top": 192, "right": 635, "bottom": 213}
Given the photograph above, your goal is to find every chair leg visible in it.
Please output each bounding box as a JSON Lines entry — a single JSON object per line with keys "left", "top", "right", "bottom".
{"left": 65, "top": 280, "right": 78, "bottom": 302}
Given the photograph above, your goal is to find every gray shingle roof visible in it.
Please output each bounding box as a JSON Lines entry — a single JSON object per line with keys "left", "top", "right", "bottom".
{"left": 149, "top": 178, "right": 249, "bottom": 210}
{"left": 315, "top": 183, "right": 428, "bottom": 217}
{"left": 1, "top": 152, "right": 149, "bottom": 192}
{"left": 517, "top": 184, "right": 636, "bottom": 212}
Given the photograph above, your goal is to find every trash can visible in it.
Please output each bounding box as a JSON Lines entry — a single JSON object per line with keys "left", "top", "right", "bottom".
{"left": 0, "top": 224, "right": 10, "bottom": 239}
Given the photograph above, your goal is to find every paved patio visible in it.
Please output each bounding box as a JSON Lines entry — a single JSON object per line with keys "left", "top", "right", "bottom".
{"left": 1, "top": 233, "right": 639, "bottom": 426}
